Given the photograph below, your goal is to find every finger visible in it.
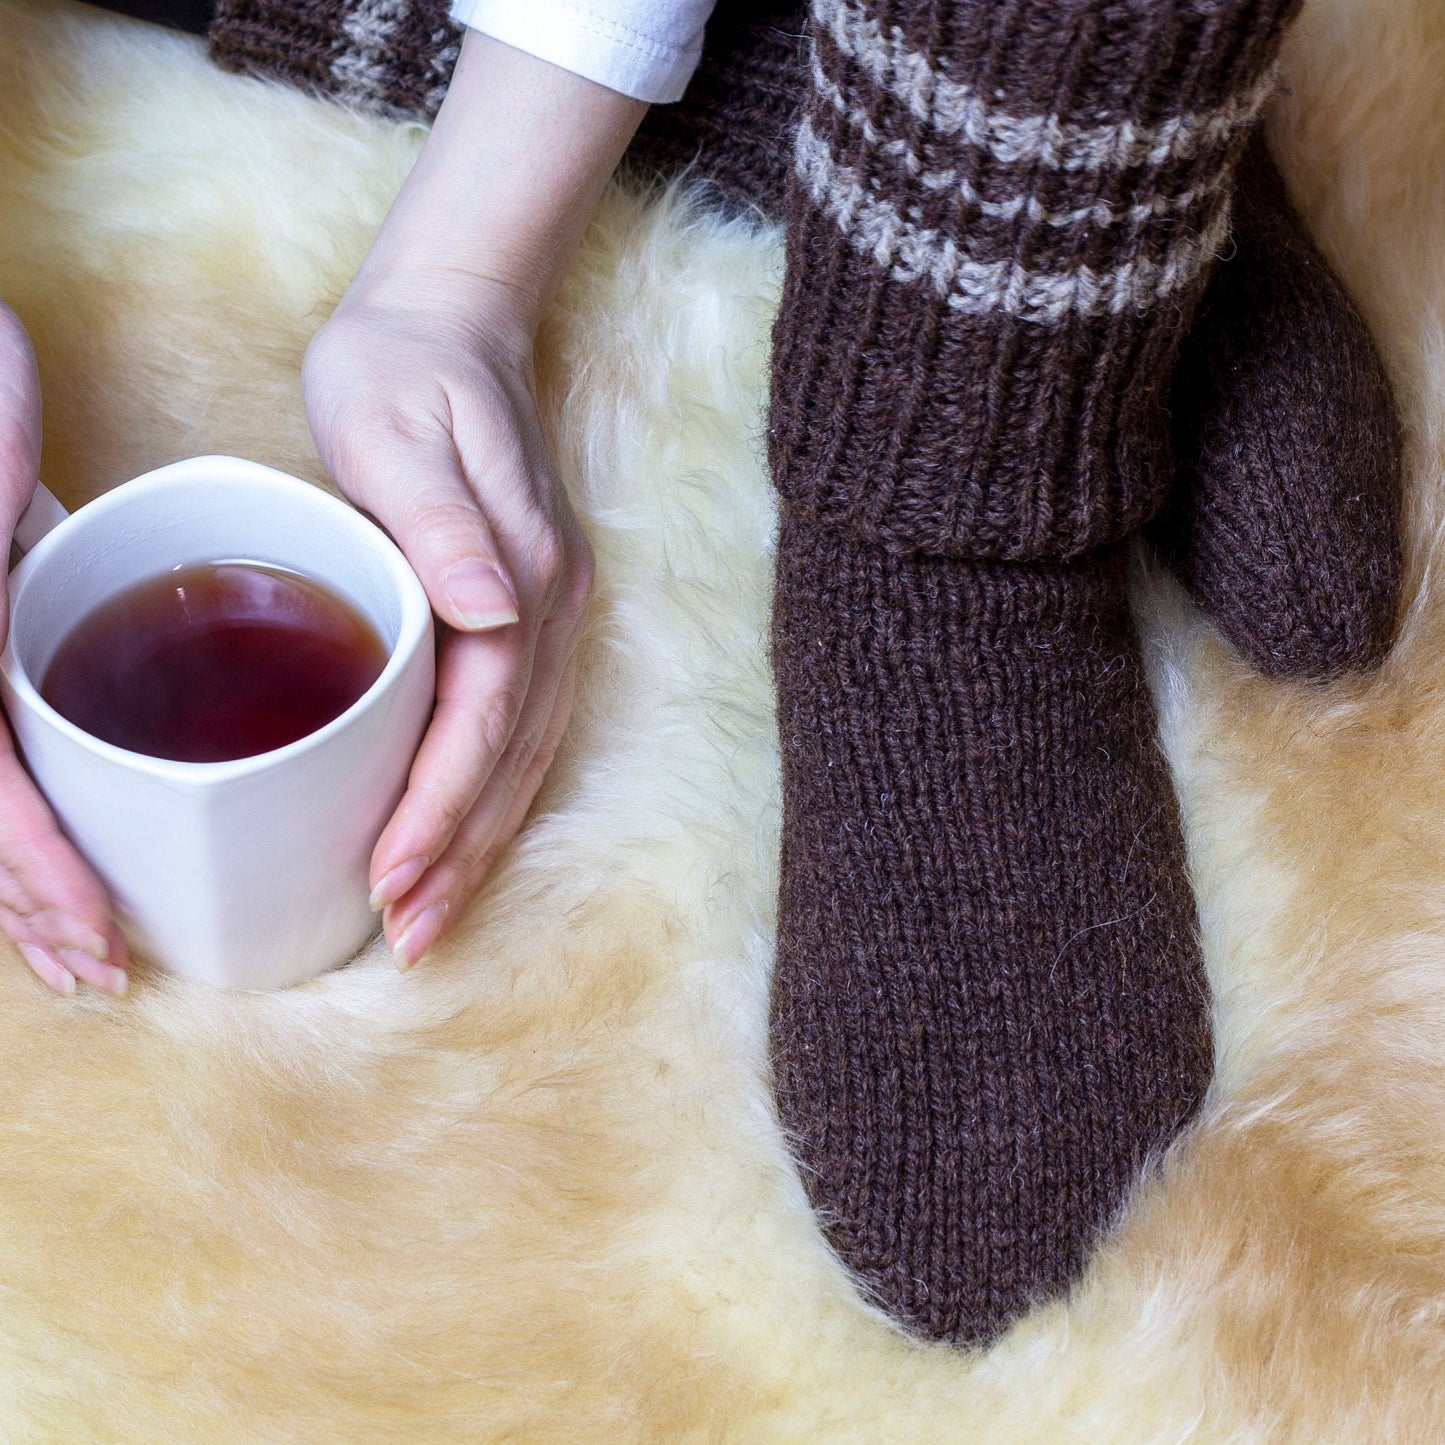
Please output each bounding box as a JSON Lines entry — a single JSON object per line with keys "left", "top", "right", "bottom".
{"left": 57, "top": 948, "right": 128, "bottom": 997}
{"left": 0, "top": 722, "right": 125, "bottom": 969}
{"left": 385, "top": 631, "right": 579, "bottom": 969}
{"left": 320, "top": 423, "right": 519, "bottom": 634}
{"left": 368, "top": 622, "right": 536, "bottom": 907}
{"left": 385, "top": 660, "right": 575, "bottom": 971}
{"left": 10, "top": 925, "right": 128, "bottom": 995}
{"left": 7, "top": 906, "right": 109, "bottom": 958}
{"left": 0, "top": 897, "right": 131, "bottom": 993}
{"left": 0, "top": 304, "right": 41, "bottom": 512}
{"left": 17, "top": 942, "right": 74, "bottom": 997}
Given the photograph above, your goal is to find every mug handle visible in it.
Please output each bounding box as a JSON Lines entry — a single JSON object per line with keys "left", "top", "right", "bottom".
{"left": 11, "top": 484, "right": 68, "bottom": 561}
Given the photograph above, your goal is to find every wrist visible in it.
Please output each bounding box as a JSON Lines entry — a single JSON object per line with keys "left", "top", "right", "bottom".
{"left": 350, "top": 31, "right": 645, "bottom": 322}
{"left": 342, "top": 248, "right": 545, "bottom": 354}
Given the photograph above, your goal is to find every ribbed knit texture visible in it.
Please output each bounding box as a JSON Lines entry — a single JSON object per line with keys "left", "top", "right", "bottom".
{"left": 210, "top": 0, "right": 460, "bottom": 119}
{"left": 1153, "top": 127, "right": 1404, "bottom": 678}
{"left": 771, "top": 534, "right": 1210, "bottom": 1341}
{"left": 771, "top": 0, "right": 1295, "bottom": 562}
{"left": 628, "top": 1, "right": 809, "bottom": 215}
{"left": 766, "top": 0, "right": 1296, "bottom": 1344}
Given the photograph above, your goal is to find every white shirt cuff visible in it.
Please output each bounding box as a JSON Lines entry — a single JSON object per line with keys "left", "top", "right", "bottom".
{"left": 449, "top": 0, "right": 709, "bottom": 104}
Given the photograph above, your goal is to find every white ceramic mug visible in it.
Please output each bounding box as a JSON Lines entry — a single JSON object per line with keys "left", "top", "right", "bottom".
{"left": 0, "top": 456, "right": 435, "bottom": 989}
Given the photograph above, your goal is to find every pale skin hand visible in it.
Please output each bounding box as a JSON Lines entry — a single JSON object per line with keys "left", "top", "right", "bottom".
{"left": 304, "top": 35, "right": 647, "bottom": 969}
{"left": 0, "top": 304, "right": 129, "bottom": 996}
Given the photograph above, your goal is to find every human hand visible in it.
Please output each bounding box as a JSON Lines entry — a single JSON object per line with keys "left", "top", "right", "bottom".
{"left": 302, "top": 275, "right": 594, "bottom": 970}
{"left": 298, "top": 31, "right": 642, "bottom": 971}
{"left": 0, "top": 304, "right": 128, "bottom": 995}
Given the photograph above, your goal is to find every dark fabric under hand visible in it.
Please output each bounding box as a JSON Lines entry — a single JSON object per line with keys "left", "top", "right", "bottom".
{"left": 209, "top": 0, "right": 460, "bottom": 119}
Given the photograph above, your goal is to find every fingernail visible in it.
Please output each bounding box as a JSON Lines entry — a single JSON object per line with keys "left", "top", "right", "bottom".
{"left": 33, "top": 910, "right": 109, "bottom": 960}
{"left": 19, "top": 943, "right": 75, "bottom": 996}
{"left": 59, "top": 949, "right": 128, "bottom": 997}
{"left": 442, "top": 560, "right": 518, "bottom": 630}
{"left": 369, "top": 855, "right": 428, "bottom": 912}
{"left": 392, "top": 900, "right": 449, "bottom": 973}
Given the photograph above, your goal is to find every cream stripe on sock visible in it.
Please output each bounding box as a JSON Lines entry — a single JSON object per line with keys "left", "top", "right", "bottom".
{"left": 809, "top": 56, "right": 1231, "bottom": 232}
{"left": 331, "top": 0, "right": 410, "bottom": 103}
{"left": 814, "top": 0, "right": 1276, "bottom": 175}
{"left": 794, "top": 115, "right": 1234, "bottom": 323}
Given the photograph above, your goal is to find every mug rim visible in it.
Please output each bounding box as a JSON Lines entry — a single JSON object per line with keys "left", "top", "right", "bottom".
{"left": 0, "top": 455, "right": 434, "bottom": 787}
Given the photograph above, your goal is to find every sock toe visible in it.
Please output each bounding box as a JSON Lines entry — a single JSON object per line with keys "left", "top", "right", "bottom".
{"left": 1157, "top": 129, "right": 1403, "bottom": 681}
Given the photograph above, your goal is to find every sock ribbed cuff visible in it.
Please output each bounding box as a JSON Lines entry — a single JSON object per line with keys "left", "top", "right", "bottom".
{"left": 769, "top": 0, "right": 1301, "bottom": 562}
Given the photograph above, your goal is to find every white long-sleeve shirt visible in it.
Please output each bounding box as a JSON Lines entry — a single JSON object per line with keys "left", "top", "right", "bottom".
{"left": 448, "top": 0, "right": 718, "bottom": 104}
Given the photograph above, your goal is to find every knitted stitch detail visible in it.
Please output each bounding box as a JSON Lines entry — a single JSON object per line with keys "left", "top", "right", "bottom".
{"left": 767, "top": 0, "right": 1302, "bottom": 562}
{"left": 211, "top": 0, "right": 460, "bottom": 120}
{"left": 765, "top": 0, "right": 1295, "bottom": 1344}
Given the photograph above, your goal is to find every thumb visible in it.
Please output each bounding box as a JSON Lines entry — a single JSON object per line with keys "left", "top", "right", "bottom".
{"left": 0, "top": 303, "right": 43, "bottom": 641}
{"left": 324, "top": 428, "right": 519, "bottom": 634}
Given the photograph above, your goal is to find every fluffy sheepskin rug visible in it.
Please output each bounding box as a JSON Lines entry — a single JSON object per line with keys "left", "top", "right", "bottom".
{"left": 1, "top": 0, "right": 1443, "bottom": 1436}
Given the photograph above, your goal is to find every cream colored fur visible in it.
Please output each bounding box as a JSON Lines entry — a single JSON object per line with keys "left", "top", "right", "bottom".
{"left": 0, "top": 0, "right": 1441, "bottom": 1437}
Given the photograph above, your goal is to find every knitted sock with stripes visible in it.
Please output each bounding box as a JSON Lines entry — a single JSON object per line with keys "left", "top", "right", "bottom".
{"left": 630, "top": 6, "right": 1406, "bottom": 682}
{"left": 768, "top": 0, "right": 1297, "bottom": 1344}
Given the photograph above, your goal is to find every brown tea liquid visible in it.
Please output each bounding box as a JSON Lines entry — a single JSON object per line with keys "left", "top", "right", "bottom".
{"left": 41, "top": 561, "right": 387, "bottom": 763}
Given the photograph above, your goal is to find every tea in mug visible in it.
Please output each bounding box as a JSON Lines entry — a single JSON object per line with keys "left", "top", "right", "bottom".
{"left": 41, "top": 561, "right": 387, "bottom": 762}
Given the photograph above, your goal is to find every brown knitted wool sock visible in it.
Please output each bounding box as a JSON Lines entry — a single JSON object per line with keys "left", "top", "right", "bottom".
{"left": 1151, "top": 128, "right": 1404, "bottom": 678}
{"left": 630, "top": 11, "right": 1406, "bottom": 682}
{"left": 767, "top": 0, "right": 1297, "bottom": 1344}
{"left": 772, "top": 534, "right": 1210, "bottom": 1340}
{"left": 627, "top": 1, "right": 808, "bottom": 215}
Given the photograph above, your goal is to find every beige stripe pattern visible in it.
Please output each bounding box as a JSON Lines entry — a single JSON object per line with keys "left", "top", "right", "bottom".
{"left": 330, "top": 0, "right": 411, "bottom": 102}
{"left": 794, "top": 114, "right": 1235, "bottom": 323}
{"left": 801, "top": 0, "right": 1272, "bottom": 322}
{"left": 328, "top": 0, "right": 459, "bottom": 116}
{"left": 808, "top": 56, "right": 1234, "bottom": 232}
{"left": 815, "top": 0, "right": 1277, "bottom": 174}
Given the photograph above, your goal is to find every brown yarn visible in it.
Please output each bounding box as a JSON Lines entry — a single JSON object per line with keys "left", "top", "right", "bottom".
{"left": 209, "top": 0, "right": 460, "bottom": 119}
{"left": 627, "top": 1, "right": 808, "bottom": 216}
{"left": 1153, "top": 127, "right": 1404, "bottom": 678}
{"left": 770, "top": 533, "right": 1211, "bottom": 1342}
{"left": 764, "top": 0, "right": 1296, "bottom": 1344}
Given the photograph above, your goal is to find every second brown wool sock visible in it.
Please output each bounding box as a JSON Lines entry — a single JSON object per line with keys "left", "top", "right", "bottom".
{"left": 1153, "top": 127, "right": 1404, "bottom": 679}
{"left": 768, "top": 0, "right": 1298, "bottom": 1344}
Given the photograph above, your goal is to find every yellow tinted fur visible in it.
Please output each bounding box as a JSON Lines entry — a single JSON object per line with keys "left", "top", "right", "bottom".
{"left": 0, "top": 0, "right": 1441, "bottom": 1437}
